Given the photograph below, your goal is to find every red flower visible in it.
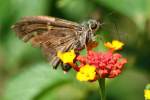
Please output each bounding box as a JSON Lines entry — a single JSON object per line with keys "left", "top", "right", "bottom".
{"left": 76, "top": 50, "right": 127, "bottom": 78}
{"left": 56, "top": 39, "right": 127, "bottom": 82}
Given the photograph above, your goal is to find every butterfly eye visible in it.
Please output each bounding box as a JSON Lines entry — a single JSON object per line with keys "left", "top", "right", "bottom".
{"left": 91, "top": 23, "right": 97, "bottom": 30}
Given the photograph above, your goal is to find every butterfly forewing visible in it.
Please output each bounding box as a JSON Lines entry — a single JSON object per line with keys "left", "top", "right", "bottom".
{"left": 12, "top": 16, "right": 82, "bottom": 69}
{"left": 12, "top": 16, "right": 80, "bottom": 40}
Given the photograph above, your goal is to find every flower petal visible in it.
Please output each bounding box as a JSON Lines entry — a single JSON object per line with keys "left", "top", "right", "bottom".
{"left": 76, "top": 64, "right": 96, "bottom": 81}
{"left": 57, "top": 50, "right": 76, "bottom": 64}
{"left": 104, "top": 40, "right": 124, "bottom": 50}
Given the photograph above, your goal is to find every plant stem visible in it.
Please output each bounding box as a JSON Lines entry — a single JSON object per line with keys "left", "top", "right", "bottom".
{"left": 98, "top": 78, "right": 106, "bottom": 100}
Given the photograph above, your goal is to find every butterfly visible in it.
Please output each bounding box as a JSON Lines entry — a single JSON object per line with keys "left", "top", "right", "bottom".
{"left": 11, "top": 16, "right": 100, "bottom": 70}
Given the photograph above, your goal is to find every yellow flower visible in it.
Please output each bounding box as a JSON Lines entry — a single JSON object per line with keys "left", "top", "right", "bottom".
{"left": 76, "top": 64, "right": 96, "bottom": 81}
{"left": 57, "top": 50, "right": 76, "bottom": 64}
{"left": 144, "top": 90, "right": 150, "bottom": 100}
{"left": 104, "top": 40, "right": 124, "bottom": 50}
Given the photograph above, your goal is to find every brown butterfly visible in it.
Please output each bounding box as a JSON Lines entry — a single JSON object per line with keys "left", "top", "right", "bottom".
{"left": 11, "top": 16, "right": 100, "bottom": 70}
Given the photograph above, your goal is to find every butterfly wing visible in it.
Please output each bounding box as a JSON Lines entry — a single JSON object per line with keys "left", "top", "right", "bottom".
{"left": 11, "top": 16, "right": 80, "bottom": 41}
{"left": 11, "top": 16, "right": 81, "bottom": 69}
{"left": 33, "top": 27, "right": 78, "bottom": 68}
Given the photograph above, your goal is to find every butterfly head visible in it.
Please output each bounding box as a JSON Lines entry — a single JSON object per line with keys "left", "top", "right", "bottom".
{"left": 88, "top": 19, "right": 100, "bottom": 32}
{"left": 81, "top": 19, "right": 100, "bottom": 44}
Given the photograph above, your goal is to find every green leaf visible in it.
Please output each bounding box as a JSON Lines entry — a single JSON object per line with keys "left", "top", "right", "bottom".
{"left": 37, "top": 84, "right": 86, "bottom": 100}
{"left": 3, "top": 33, "right": 43, "bottom": 70}
{"left": 57, "top": 0, "right": 95, "bottom": 20}
{"left": 11, "top": 0, "right": 48, "bottom": 17}
{"left": 4, "top": 63, "right": 99, "bottom": 100}
{"left": 107, "top": 70, "right": 149, "bottom": 100}
{"left": 0, "top": 0, "right": 49, "bottom": 43}
{"left": 97, "top": 0, "right": 150, "bottom": 30}
{"left": 4, "top": 63, "right": 74, "bottom": 100}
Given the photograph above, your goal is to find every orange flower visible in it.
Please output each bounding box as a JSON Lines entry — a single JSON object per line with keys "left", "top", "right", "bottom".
{"left": 104, "top": 40, "right": 124, "bottom": 50}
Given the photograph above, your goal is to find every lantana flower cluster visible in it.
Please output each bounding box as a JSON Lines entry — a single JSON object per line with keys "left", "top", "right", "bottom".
{"left": 57, "top": 40, "right": 127, "bottom": 82}
{"left": 77, "top": 50, "right": 127, "bottom": 79}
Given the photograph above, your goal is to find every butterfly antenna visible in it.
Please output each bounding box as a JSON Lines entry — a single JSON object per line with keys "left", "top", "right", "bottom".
{"left": 113, "top": 22, "right": 121, "bottom": 40}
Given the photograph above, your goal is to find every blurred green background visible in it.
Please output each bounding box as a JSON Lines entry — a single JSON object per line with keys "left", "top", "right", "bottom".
{"left": 0, "top": 0, "right": 150, "bottom": 100}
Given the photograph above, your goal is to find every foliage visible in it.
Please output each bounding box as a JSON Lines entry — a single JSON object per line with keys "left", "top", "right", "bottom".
{"left": 0, "top": 0, "right": 149, "bottom": 100}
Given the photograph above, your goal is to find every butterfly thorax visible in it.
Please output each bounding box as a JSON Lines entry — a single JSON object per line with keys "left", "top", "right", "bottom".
{"left": 78, "top": 19, "right": 100, "bottom": 48}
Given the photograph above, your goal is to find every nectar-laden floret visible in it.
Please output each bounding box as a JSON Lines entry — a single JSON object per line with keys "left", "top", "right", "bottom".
{"left": 76, "top": 64, "right": 96, "bottom": 81}
{"left": 57, "top": 50, "right": 76, "bottom": 64}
